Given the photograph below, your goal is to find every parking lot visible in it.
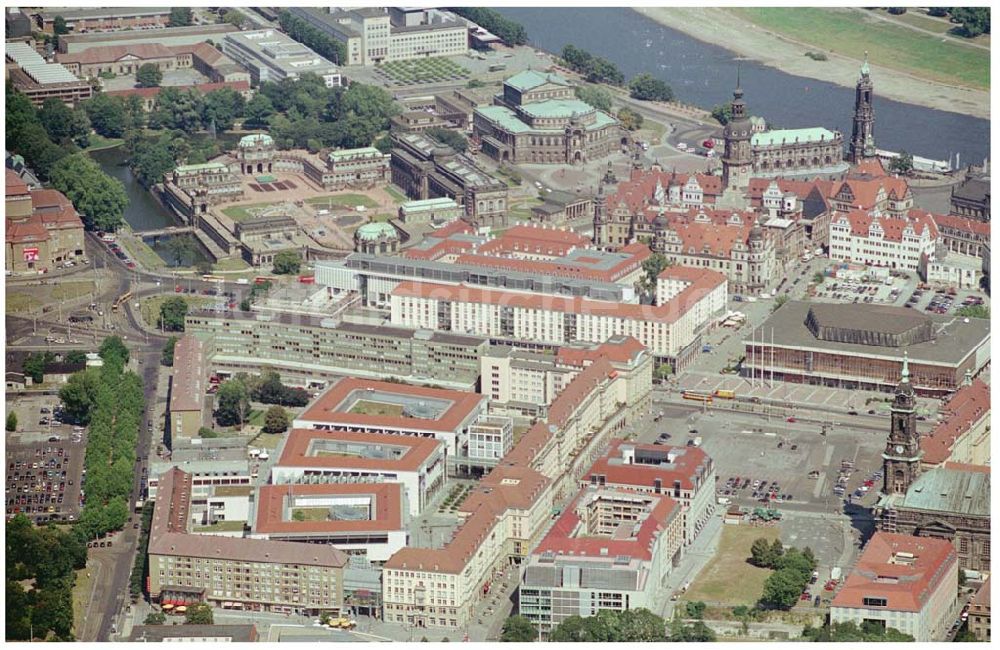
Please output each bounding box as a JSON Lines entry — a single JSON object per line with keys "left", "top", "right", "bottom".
{"left": 6, "top": 434, "right": 86, "bottom": 523}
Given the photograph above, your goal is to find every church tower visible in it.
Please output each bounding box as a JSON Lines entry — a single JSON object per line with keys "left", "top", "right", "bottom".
{"left": 849, "top": 52, "right": 876, "bottom": 164}
{"left": 882, "top": 353, "right": 921, "bottom": 496}
{"left": 722, "top": 66, "right": 754, "bottom": 192}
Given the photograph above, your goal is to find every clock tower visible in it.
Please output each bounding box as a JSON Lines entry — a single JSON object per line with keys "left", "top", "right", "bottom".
{"left": 882, "top": 353, "right": 921, "bottom": 496}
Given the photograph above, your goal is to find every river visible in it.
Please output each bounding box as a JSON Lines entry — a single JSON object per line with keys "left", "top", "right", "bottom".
{"left": 499, "top": 7, "right": 989, "bottom": 165}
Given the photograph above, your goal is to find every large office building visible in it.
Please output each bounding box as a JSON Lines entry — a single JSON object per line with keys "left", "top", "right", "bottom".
{"left": 828, "top": 208, "right": 939, "bottom": 271}
{"left": 56, "top": 42, "right": 248, "bottom": 84}
{"left": 744, "top": 301, "right": 990, "bottom": 396}
{"left": 292, "top": 378, "right": 487, "bottom": 457}
{"left": 474, "top": 71, "right": 621, "bottom": 165}
{"left": 271, "top": 429, "right": 445, "bottom": 517}
{"left": 148, "top": 468, "right": 349, "bottom": 615}
{"left": 5, "top": 41, "right": 92, "bottom": 107}
{"left": 389, "top": 266, "right": 726, "bottom": 366}
{"left": 582, "top": 441, "right": 717, "bottom": 547}
{"left": 390, "top": 131, "right": 509, "bottom": 229}
{"left": 184, "top": 311, "right": 488, "bottom": 391}
{"left": 168, "top": 336, "right": 207, "bottom": 442}
{"left": 519, "top": 486, "right": 684, "bottom": 634}
{"left": 830, "top": 533, "right": 958, "bottom": 642}
{"left": 56, "top": 23, "right": 240, "bottom": 54}
{"left": 286, "top": 7, "right": 469, "bottom": 66}
{"left": 222, "top": 29, "right": 342, "bottom": 87}
{"left": 253, "top": 481, "right": 408, "bottom": 563}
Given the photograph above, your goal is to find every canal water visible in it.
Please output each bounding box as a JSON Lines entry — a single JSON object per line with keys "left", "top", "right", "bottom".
{"left": 89, "top": 145, "right": 212, "bottom": 267}
{"left": 499, "top": 7, "right": 989, "bottom": 164}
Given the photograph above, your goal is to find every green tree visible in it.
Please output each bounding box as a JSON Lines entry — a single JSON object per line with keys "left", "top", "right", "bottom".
{"left": 39, "top": 98, "right": 78, "bottom": 143}
{"left": 550, "top": 615, "right": 590, "bottom": 642}
{"left": 53, "top": 15, "right": 69, "bottom": 34}
{"left": 668, "top": 618, "right": 716, "bottom": 642}
{"left": 58, "top": 367, "right": 101, "bottom": 424}
{"left": 161, "top": 336, "right": 178, "bottom": 366}
{"left": 220, "top": 9, "right": 247, "bottom": 28}
{"left": 136, "top": 63, "right": 163, "bottom": 88}
{"left": 426, "top": 127, "right": 468, "bottom": 153}
{"left": 927, "top": 8, "right": 949, "bottom": 18}
{"left": 629, "top": 73, "right": 674, "bottom": 102}
{"left": 278, "top": 10, "right": 347, "bottom": 64}
{"left": 262, "top": 405, "right": 289, "bottom": 434}
{"left": 184, "top": 602, "right": 213, "bottom": 625}
{"left": 957, "top": 304, "right": 989, "bottom": 319}
{"left": 150, "top": 87, "right": 204, "bottom": 132}
{"left": 83, "top": 93, "right": 127, "bottom": 138}
{"left": 6, "top": 412, "right": 17, "bottom": 432}
{"left": 201, "top": 87, "right": 246, "bottom": 131}
{"left": 812, "top": 272, "right": 825, "bottom": 284}
{"left": 959, "top": 568, "right": 968, "bottom": 587}
{"left": 65, "top": 350, "right": 87, "bottom": 365}
{"left": 99, "top": 335, "right": 130, "bottom": 367}
{"left": 243, "top": 94, "right": 275, "bottom": 129}
{"left": 685, "top": 601, "right": 706, "bottom": 619}
{"left": 144, "top": 612, "right": 166, "bottom": 625}
{"left": 711, "top": 103, "right": 733, "bottom": 125}
{"left": 760, "top": 567, "right": 804, "bottom": 610}
{"left": 130, "top": 139, "right": 175, "bottom": 189}
{"left": 215, "top": 379, "right": 251, "bottom": 428}
{"left": 950, "top": 7, "right": 990, "bottom": 38}
{"left": 655, "top": 363, "right": 673, "bottom": 381}
{"left": 23, "top": 352, "right": 50, "bottom": 383}
{"left": 198, "top": 427, "right": 220, "bottom": 438}
{"left": 574, "top": 85, "right": 613, "bottom": 112}
{"left": 163, "top": 236, "right": 194, "bottom": 267}
{"left": 888, "top": 150, "right": 914, "bottom": 174}
{"left": 617, "top": 107, "right": 644, "bottom": 131}
{"left": 449, "top": 8, "right": 528, "bottom": 45}
{"left": 272, "top": 250, "right": 302, "bottom": 275}
{"left": 750, "top": 537, "right": 776, "bottom": 568}
{"left": 771, "top": 294, "right": 789, "bottom": 312}
{"left": 169, "top": 8, "right": 193, "bottom": 27}
{"left": 618, "top": 609, "right": 666, "bottom": 641}
{"left": 640, "top": 252, "right": 670, "bottom": 294}
{"left": 500, "top": 614, "right": 536, "bottom": 642}
{"left": 48, "top": 154, "right": 128, "bottom": 231}
{"left": 158, "top": 297, "right": 189, "bottom": 332}
{"left": 292, "top": 510, "right": 306, "bottom": 521}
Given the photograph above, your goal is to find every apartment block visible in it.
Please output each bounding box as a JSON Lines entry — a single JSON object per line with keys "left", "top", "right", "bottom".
{"left": 168, "top": 336, "right": 207, "bottom": 441}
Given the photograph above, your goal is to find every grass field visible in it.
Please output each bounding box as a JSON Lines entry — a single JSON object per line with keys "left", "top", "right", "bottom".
{"left": 251, "top": 432, "right": 283, "bottom": 450}
{"left": 291, "top": 507, "right": 330, "bottom": 522}
{"left": 139, "top": 295, "right": 214, "bottom": 329}
{"left": 119, "top": 236, "right": 165, "bottom": 271}
{"left": 6, "top": 293, "right": 41, "bottom": 313}
{"left": 82, "top": 134, "right": 124, "bottom": 152}
{"left": 212, "top": 257, "right": 252, "bottom": 273}
{"left": 305, "top": 194, "right": 378, "bottom": 210}
{"left": 51, "top": 281, "right": 96, "bottom": 301}
{"left": 222, "top": 202, "right": 282, "bottom": 222}
{"left": 730, "top": 7, "right": 990, "bottom": 90}
{"left": 684, "top": 525, "right": 779, "bottom": 606}
{"left": 248, "top": 409, "right": 265, "bottom": 427}
{"left": 348, "top": 400, "right": 403, "bottom": 417}
{"left": 377, "top": 57, "right": 469, "bottom": 85}
{"left": 874, "top": 8, "right": 991, "bottom": 47}
{"left": 71, "top": 565, "right": 93, "bottom": 639}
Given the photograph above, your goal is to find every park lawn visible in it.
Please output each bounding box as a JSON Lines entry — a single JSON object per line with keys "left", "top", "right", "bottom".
{"left": 368, "top": 213, "right": 395, "bottom": 223}
{"left": 82, "top": 134, "right": 123, "bottom": 152}
{"left": 291, "top": 507, "right": 330, "bottom": 522}
{"left": 729, "top": 7, "right": 990, "bottom": 90}
{"left": 305, "top": 193, "right": 378, "bottom": 209}
{"left": 222, "top": 202, "right": 281, "bottom": 222}
{"left": 194, "top": 520, "right": 246, "bottom": 533}
{"left": 50, "top": 281, "right": 96, "bottom": 301}
{"left": 247, "top": 409, "right": 265, "bottom": 427}
{"left": 384, "top": 184, "right": 409, "bottom": 204}
{"left": 71, "top": 565, "right": 93, "bottom": 639}
{"left": 212, "top": 257, "right": 252, "bottom": 273}
{"left": 250, "top": 432, "right": 284, "bottom": 450}
{"left": 139, "top": 295, "right": 214, "bottom": 329}
{"left": 6, "top": 292, "right": 41, "bottom": 313}
{"left": 118, "top": 236, "right": 164, "bottom": 271}
{"left": 349, "top": 400, "right": 403, "bottom": 417}
{"left": 683, "top": 525, "right": 780, "bottom": 606}
{"left": 876, "top": 8, "right": 991, "bottom": 47}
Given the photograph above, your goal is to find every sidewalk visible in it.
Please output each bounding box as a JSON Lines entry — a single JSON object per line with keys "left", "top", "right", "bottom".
{"left": 659, "top": 512, "right": 725, "bottom": 620}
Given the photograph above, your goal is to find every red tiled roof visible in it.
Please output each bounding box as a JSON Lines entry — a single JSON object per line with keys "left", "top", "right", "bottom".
{"left": 5, "top": 169, "right": 30, "bottom": 197}
{"left": 835, "top": 208, "right": 938, "bottom": 242}
{"left": 609, "top": 168, "right": 722, "bottom": 216}
{"left": 276, "top": 428, "right": 443, "bottom": 472}
{"left": 533, "top": 487, "right": 680, "bottom": 561}
{"left": 832, "top": 533, "right": 956, "bottom": 613}
{"left": 6, "top": 219, "right": 50, "bottom": 244}
{"left": 476, "top": 225, "right": 590, "bottom": 257}
{"left": 30, "top": 189, "right": 83, "bottom": 229}
{"left": 168, "top": 336, "right": 205, "bottom": 413}
{"left": 254, "top": 482, "right": 404, "bottom": 535}
{"left": 296, "top": 377, "right": 484, "bottom": 436}
{"left": 453, "top": 245, "right": 649, "bottom": 283}
{"left": 583, "top": 440, "right": 711, "bottom": 491}
{"left": 555, "top": 336, "right": 646, "bottom": 368}
{"left": 850, "top": 158, "right": 888, "bottom": 179}
{"left": 58, "top": 43, "right": 176, "bottom": 65}
{"left": 933, "top": 213, "right": 991, "bottom": 238}
{"left": 105, "top": 80, "right": 250, "bottom": 100}
{"left": 921, "top": 379, "right": 990, "bottom": 465}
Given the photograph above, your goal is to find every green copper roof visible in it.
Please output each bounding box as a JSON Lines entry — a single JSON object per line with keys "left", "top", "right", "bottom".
{"left": 504, "top": 70, "right": 570, "bottom": 92}
{"left": 519, "top": 99, "right": 596, "bottom": 120}
{"left": 860, "top": 50, "right": 870, "bottom": 77}
{"left": 752, "top": 128, "right": 838, "bottom": 147}
{"left": 901, "top": 467, "right": 989, "bottom": 517}
{"left": 239, "top": 133, "right": 273, "bottom": 148}
{"left": 329, "top": 147, "right": 384, "bottom": 162}
{"left": 175, "top": 162, "right": 228, "bottom": 175}
{"left": 356, "top": 222, "right": 397, "bottom": 241}
{"left": 475, "top": 105, "right": 534, "bottom": 134}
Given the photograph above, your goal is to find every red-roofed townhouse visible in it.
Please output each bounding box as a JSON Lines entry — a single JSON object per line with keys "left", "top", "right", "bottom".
{"left": 829, "top": 208, "right": 939, "bottom": 271}
{"left": 920, "top": 378, "right": 990, "bottom": 468}
{"left": 831, "top": 532, "right": 958, "bottom": 641}
{"left": 5, "top": 169, "right": 84, "bottom": 274}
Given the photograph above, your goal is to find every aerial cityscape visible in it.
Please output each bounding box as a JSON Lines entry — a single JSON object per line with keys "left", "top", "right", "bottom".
{"left": 3, "top": 4, "right": 991, "bottom": 644}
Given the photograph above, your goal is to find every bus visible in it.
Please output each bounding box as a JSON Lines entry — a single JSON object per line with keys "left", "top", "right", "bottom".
{"left": 713, "top": 389, "right": 736, "bottom": 399}
{"left": 682, "top": 391, "right": 713, "bottom": 404}
{"left": 201, "top": 274, "right": 224, "bottom": 283}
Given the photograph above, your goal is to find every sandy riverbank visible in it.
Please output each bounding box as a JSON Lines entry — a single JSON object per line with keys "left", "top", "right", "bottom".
{"left": 634, "top": 7, "right": 990, "bottom": 120}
